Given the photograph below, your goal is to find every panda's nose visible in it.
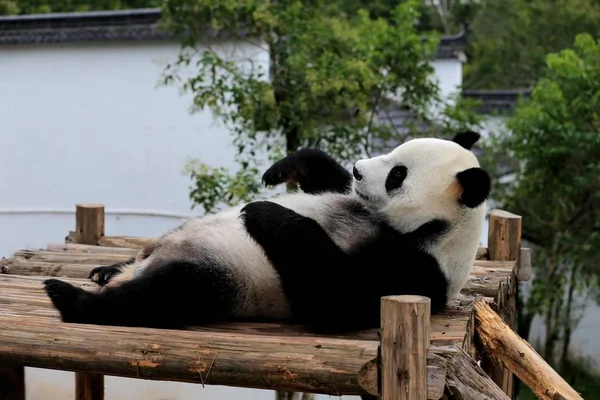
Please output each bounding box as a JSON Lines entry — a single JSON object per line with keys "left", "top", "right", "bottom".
{"left": 352, "top": 165, "right": 363, "bottom": 181}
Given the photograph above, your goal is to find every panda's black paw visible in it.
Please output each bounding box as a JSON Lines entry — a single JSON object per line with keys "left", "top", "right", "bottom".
{"left": 241, "top": 201, "right": 300, "bottom": 240}
{"left": 261, "top": 157, "right": 297, "bottom": 187}
{"left": 88, "top": 264, "right": 123, "bottom": 286}
{"left": 43, "top": 279, "right": 94, "bottom": 323}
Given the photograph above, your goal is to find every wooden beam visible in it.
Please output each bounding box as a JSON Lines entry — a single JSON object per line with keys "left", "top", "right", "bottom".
{"left": 0, "top": 313, "right": 449, "bottom": 397}
{"left": 483, "top": 209, "right": 522, "bottom": 398}
{"left": 381, "top": 295, "right": 431, "bottom": 400}
{"left": 74, "top": 203, "right": 105, "bottom": 400}
{"left": 473, "top": 299, "right": 582, "bottom": 400}
{"left": 0, "top": 365, "right": 25, "bottom": 400}
{"left": 442, "top": 345, "right": 510, "bottom": 400}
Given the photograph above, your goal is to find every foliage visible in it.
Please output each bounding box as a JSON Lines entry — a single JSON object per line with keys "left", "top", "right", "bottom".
{"left": 490, "top": 33, "right": 600, "bottom": 363}
{"left": 464, "top": 0, "right": 600, "bottom": 89}
{"left": 162, "top": 0, "right": 482, "bottom": 213}
{"left": 0, "top": 0, "right": 161, "bottom": 15}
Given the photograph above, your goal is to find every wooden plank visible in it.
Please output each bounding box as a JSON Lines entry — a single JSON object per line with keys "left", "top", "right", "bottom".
{"left": 12, "top": 250, "right": 131, "bottom": 265}
{"left": 46, "top": 243, "right": 139, "bottom": 256}
{"left": 474, "top": 299, "right": 582, "bottom": 400}
{"left": 74, "top": 203, "right": 106, "bottom": 400}
{"left": 381, "top": 295, "right": 430, "bottom": 400}
{"left": 0, "top": 312, "right": 451, "bottom": 398}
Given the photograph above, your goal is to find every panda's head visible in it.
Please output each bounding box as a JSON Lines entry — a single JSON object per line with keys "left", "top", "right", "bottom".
{"left": 352, "top": 131, "right": 491, "bottom": 231}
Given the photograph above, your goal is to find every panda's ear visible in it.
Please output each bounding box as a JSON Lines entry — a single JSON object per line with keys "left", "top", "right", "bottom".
{"left": 454, "top": 167, "right": 491, "bottom": 208}
{"left": 452, "top": 131, "right": 481, "bottom": 150}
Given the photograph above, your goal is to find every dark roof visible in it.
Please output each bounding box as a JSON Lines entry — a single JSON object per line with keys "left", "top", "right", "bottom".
{"left": 462, "top": 89, "right": 532, "bottom": 115}
{"left": 0, "top": 7, "right": 466, "bottom": 59}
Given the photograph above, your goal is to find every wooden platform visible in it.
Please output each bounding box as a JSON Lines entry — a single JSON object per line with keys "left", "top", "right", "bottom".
{"left": 0, "top": 205, "right": 527, "bottom": 400}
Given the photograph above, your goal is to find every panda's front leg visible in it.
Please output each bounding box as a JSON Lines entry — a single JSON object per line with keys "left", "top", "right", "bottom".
{"left": 262, "top": 148, "right": 352, "bottom": 194}
{"left": 241, "top": 201, "right": 361, "bottom": 332}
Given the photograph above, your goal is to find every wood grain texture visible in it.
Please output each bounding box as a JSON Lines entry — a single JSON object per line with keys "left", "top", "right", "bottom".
{"left": 0, "top": 313, "right": 375, "bottom": 396}
{"left": 474, "top": 299, "right": 582, "bottom": 400}
{"left": 75, "top": 204, "right": 105, "bottom": 246}
{"left": 381, "top": 295, "right": 431, "bottom": 400}
{"left": 441, "top": 345, "right": 509, "bottom": 400}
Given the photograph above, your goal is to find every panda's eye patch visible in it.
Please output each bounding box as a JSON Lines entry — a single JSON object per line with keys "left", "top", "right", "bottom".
{"left": 385, "top": 165, "right": 407, "bottom": 193}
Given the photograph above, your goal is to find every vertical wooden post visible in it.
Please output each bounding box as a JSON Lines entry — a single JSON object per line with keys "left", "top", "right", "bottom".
{"left": 0, "top": 365, "right": 25, "bottom": 400}
{"left": 380, "top": 295, "right": 430, "bottom": 400}
{"left": 484, "top": 209, "right": 522, "bottom": 399}
{"left": 74, "top": 203, "right": 105, "bottom": 400}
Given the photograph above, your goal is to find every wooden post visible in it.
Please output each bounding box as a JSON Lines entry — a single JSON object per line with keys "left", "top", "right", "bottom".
{"left": 380, "top": 295, "right": 430, "bottom": 400}
{"left": 0, "top": 365, "right": 25, "bottom": 400}
{"left": 484, "top": 209, "right": 522, "bottom": 398}
{"left": 74, "top": 203, "right": 105, "bottom": 400}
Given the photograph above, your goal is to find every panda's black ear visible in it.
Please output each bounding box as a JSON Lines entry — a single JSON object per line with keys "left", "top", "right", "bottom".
{"left": 452, "top": 131, "right": 481, "bottom": 150}
{"left": 455, "top": 167, "right": 491, "bottom": 208}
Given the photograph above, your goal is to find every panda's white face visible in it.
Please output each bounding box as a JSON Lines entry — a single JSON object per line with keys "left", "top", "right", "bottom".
{"left": 352, "top": 136, "right": 488, "bottom": 232}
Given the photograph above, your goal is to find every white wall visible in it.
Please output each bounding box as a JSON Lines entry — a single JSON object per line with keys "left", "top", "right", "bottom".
{"left": 0, "top": 39, "right": 272, "bottom": 257}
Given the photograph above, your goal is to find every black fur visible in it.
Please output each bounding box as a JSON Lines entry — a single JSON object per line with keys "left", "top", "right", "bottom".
{"left": 44, "top": 257, "right": 239, "bottom": 328}
{"left": 88, "top": 257, "right": 135, "bottom": 286}
{"left": 456, "top": 167, "right": 492, "bottom": 208}
{"left": 240, "top": 200, "right": 450, "bottom": 334}
{"left": 452, "top": 131, "right": 481, "bottom": 150}
{"left": 262, "top": 148, "right": 352, "bottom": 194}
{"left": 384, "top": 165, "right": 408, "bottom": 194}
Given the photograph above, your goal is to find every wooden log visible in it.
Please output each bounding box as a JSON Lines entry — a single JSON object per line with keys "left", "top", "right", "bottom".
{"left": 12, "top": 250, "right": 131, "bottom": 265}
{"left": 76, "top": 373, "right": 104, "bottom": 400}
{"left": 473, "top": 299, "right": 582, "bottom": 400}
{"left": 0, "top": 365, "right": 25, "bottom": 400}
{"left": 46, "top": 243, "right": 139, "bottom": 256}
{"left": 0, "top": 313, "right": 396, "bottom": 396}
{"left": 97, "top": 235, "right": 156, "bottom": 249}
{"left": 381, "top": 295, "right": 430, "bottom": 400}
{"left": 0, "top": 260, "right": 96, "bottom": 279}
{"left": 442, "top": 345, "right": 510, "bottom": 399}
{"left": 483, "top": 209, "right": 522, "bottom": 398}
{"left": 74, "top": 203, "right": 105, "bottom": 400}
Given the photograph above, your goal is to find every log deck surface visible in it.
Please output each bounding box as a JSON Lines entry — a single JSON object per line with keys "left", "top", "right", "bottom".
{"left": 0, "top": 239, "right": 517, "bottom": 398}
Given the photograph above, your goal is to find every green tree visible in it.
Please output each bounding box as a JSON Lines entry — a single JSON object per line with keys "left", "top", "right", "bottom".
{"left": 464, "top": 0, "right": 600, "bottom": 89}
{"left": 161, "top": 0, "right": 481, "bottom": 214}
{"left": 487, "top": 33, "right": 600, "bottom": 394}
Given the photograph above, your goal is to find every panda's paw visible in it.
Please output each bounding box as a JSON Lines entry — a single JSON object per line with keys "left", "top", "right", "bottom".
{"left": 241, "top": 201, "right": 298, "bottom": 239}
{"left": 455, "top": 292, "right": 479, "bottom": 308}
{"left": 261, "top": 158, "right": 296, "bottom": 187}
{"left": 88, "top": 264, "right": 122, "bottom": 286}
{"left": 43, "top": 279, "right": 94, "bottom": 323}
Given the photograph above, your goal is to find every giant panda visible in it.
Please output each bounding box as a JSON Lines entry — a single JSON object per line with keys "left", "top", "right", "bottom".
{"left": 42, "top": 131, "right": 491, "bottom": 334}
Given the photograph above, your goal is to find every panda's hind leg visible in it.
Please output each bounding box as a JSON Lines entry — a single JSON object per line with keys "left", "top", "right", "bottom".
{"left": 44, "top": 259, "right": 240, "bottom": 329}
